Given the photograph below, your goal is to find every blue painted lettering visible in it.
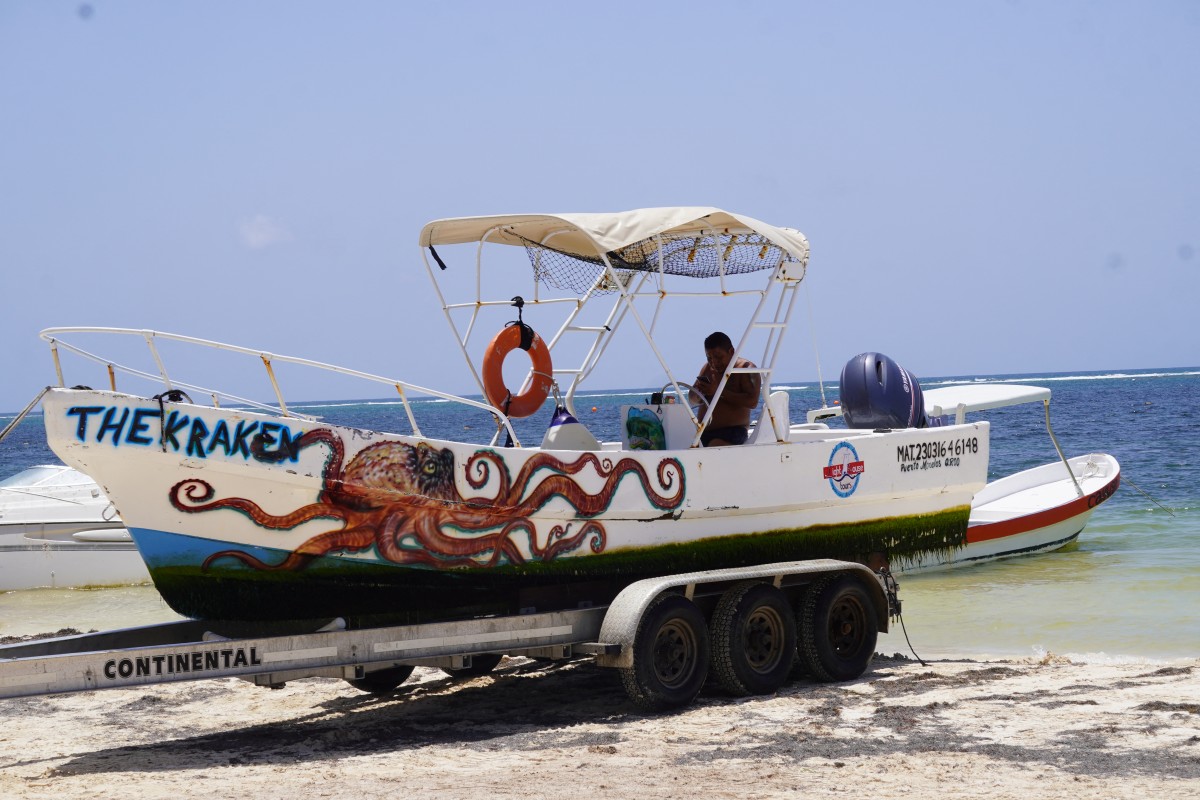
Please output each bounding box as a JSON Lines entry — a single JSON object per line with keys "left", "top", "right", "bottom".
{"left": 163, "top": 411, "right": 190, "bottom": 450}
{"left": 232, "top": 420, "right": 260, "bottom": 457}
{"left": 186, "top": 418, "right": 211, "bottom": 458}
{"left": 66, "top": 406, "right": 105, "bottom": 441}
{"left": 96, "top": 407, "right": 130, "bottom": 446}
{"left": 207, "top": 419, "right": 232, "bottom": 456}
{"left": 258, "top": 422, "right": 280, "bottom": 449}
{"left": 127, "top": 408, "right": 161, "bottom": 446}
{"left": 250, "top": 422, "right": 306, "bottom": 463}
{"left": 276, "top": 427, "right": 306, "bottom": 462}
{"left": 64, "top": 404, "right": 304, "bottom": 463}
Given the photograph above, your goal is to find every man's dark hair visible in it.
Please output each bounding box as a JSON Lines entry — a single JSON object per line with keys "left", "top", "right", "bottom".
{"left": 704, "top": 331, "right": 733, "bottom": 350}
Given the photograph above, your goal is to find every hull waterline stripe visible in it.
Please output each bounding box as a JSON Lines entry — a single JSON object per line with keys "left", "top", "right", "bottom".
{"left": 955, "top": 530, "right": 1083, "bottom": 564}
{"left": 966, "top": 472, "right": 1119, "bottom": 544}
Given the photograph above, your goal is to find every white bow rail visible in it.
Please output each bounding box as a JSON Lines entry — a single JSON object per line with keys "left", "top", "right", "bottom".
{"left": 37, "top": 327, "right": 523, "bottom": 446}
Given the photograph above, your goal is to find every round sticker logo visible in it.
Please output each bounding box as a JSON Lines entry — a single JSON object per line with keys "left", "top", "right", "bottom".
{"left": 823, "top": 441, "right": 865, "bottom": 497}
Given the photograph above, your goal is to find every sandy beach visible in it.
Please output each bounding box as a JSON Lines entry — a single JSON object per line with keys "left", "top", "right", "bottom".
{"left": 1, "top": 651, "right": 1196, "bottom": 799}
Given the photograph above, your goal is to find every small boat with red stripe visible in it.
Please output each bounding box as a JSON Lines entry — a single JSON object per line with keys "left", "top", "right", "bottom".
{"left": 808, "top": 380, "right": 1120, "bottom": 573}
{"left": 916, "top": 383, "right": 1119, "bottom": 572}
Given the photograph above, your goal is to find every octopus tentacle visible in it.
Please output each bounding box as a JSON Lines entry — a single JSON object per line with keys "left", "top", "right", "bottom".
{"left": 410, "top": 512, "right": 514, "bottom": 560}
{"left": 203, "top": 524, "right": 378, "bottom": 571}
{"left": 373, "top": 515, "right": 524, "bottom": 568}
{"left": 464, "top": 452, "right": 682, "bottom": 513}
{"left": 373, "top": 510, "right": 412, "bottom": 563}
{"left": 176, "top": 432, "right": 685, "bottom": 575}
{"left": 496, "top": 452, "right": 613, "bottom": 502}
{"left": 464, "top": 451, "right": 619, "bottom": 506}
{"left": 504, "top": 457, "right": 685, "bottom": 516}
{"left": 171, "top": 479, "right": 347, "bottom": 529}
{"left": 201, "top": 549, "right": 309, "bottom": 571}
{"left": 465, "top": 451, "right": 510, "bottom": 498}
{"left": 252, "top": 428, "right": 363, "bottom": 510}
{"left": 479, "top": 520, "right": 533, "bottom": 567}
{"left": 538, "top": 520, "right": 606, "bottom": 560}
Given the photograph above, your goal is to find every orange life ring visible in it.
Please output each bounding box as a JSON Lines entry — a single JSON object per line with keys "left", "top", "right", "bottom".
{"left": 482, "top": 325, "right": 553, "bottom": 418}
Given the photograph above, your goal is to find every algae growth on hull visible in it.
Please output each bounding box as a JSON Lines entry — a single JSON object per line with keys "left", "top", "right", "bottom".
{"left": 140, "top": 507, "right": 970, "bottom": 624}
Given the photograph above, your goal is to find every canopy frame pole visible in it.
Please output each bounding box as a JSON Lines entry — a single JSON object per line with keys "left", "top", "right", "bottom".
{"left": 421, "top": 235, "right": 524, "bottom": 447}
{"left": 1044, "top": 398, "right": 1084, "bottom": 498}
{"left": 596, "top": 241, "right": 706, "bottom": 437}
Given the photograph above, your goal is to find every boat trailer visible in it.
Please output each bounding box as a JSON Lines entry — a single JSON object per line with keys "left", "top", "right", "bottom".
{"left": 0, "top": 560, "right": 897, "bottom": 712}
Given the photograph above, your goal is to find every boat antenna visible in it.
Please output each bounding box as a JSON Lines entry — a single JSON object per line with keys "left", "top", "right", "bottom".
{"left": 805, "top": 281, "right": 828, "bottom": 407}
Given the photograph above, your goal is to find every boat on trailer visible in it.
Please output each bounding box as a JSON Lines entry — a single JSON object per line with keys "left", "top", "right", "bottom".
{"left": 31, "top": 206, "right": 1109, "bottom": 628}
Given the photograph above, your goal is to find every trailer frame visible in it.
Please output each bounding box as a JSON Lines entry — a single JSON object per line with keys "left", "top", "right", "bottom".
{"left": 0, "top": 559, "right": 897, "bottom": 711}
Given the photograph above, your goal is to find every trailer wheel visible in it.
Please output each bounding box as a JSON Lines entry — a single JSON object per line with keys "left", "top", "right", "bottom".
{"left": 345, "top": 664, "right": 415, "bottom": 695}
{"left": 442, "top": 653, "right": 504, "bottom": 679}
{"left": 710, "top": 582, "right": 796, "bottom": 696}
{"left": 797, "top": 575, "right": 877, "bottom": 682}
{"left": 620, "top": 593, "right": 710, "bottom": 712}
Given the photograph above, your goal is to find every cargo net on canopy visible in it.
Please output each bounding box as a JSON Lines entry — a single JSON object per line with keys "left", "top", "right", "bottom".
{"left": 518, "top": 231, "right": 797, "bottom": 294}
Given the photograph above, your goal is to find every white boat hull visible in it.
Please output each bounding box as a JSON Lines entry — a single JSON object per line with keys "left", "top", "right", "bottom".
{"left": 0, "top": 530, "right": 150, "bottom": 591}
{"left": 42, "top": 389, "right": 990, "bottom": 622}
{"left": 895, "top": 453, "right": 1121, "bottom": 573}
{"left": 0, "top": 464, "right": 147, "bottom": 590}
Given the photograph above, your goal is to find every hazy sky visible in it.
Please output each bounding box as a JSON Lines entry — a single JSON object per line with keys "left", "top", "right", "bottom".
{"left": 2, "top": 1, "right": 1197, "bottom": 413}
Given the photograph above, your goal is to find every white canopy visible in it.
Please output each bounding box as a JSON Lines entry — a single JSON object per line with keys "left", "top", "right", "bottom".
{"left": 923, "top": 384, "right": 1052, "bottom": 417}
{"left": 418, "top": 207, "right": 811, "bottom": 267}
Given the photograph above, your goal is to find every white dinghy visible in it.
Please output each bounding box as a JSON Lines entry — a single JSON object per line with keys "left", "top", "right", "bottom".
{"left": 0, "top": 465, "right": 150, "bottom": 590}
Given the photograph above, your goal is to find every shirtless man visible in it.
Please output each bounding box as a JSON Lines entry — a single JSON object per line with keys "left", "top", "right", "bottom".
{"left": 688, "top": 331, "right": 761, "bottom": 446}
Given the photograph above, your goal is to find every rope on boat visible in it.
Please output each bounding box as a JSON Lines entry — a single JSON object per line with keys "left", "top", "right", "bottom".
{"left": 1121, "top": 474, "right": 1176, "bottom": 518}
{"left": 152, "top": 388, "right": 194, "bottom": 452}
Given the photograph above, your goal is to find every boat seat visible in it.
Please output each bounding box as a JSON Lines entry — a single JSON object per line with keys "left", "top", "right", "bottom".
{"left": 748, "top": 391, "right": 790, "bottom": 444}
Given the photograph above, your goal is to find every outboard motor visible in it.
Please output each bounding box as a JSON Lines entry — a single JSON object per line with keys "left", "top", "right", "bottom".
{"left": 839, "top": 352, "right": 937, "bottom": 429}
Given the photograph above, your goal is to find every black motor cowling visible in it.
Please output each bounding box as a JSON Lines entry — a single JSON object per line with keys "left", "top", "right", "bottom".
{"left": 839, "top": 352, "right": 934, "bottom": 429}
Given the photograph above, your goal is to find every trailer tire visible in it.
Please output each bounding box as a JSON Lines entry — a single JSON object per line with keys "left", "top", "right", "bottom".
{"left": 345, "top": 664, "right": 415, "bottom": 695}
{"left": 620, "top": 593, "right": 710, "bottom": 712}
{"left": 710, "top": 582, "right": 796, "bottom": 696}
{"left": 442, "top": 653, "right": 504, "bottom": 679}
{"left": 797, "top": 574, "right": 877, "bottom": 682}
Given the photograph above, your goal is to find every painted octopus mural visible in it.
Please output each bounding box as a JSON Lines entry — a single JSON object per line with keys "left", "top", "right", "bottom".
{"left": 169, "top": 429, "right": 686, "bottom": 571}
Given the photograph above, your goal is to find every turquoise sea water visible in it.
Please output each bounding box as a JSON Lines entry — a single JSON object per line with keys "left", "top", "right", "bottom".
{"left": 2, "top": 368, "right": 1197, "bottom": 662}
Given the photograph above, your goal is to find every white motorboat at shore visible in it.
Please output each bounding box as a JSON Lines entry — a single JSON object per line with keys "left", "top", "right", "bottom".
{"left": 0, "top": 465, "right": 150, "bottom": 590}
